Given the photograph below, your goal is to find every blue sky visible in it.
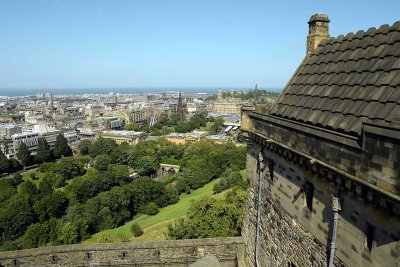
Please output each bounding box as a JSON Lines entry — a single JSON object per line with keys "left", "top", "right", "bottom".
{"left": 0, "top": 0, "right": 399, "bottom": 90}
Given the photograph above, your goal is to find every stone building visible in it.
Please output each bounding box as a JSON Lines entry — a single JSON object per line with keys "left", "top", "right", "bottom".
{"left": 97, "top": 130, "right": 147, "bottom": 146}
{"left": 209, "top": 100, "right": 243, "bottom": 115}
{"left": 241, "top": 14, "right": 400, "bottom": 267}
{"left": 165, "top": 131, "right": 208, "bottom": 145}
{"left": 125, "top": 109, "right": 147, "bottom": 123}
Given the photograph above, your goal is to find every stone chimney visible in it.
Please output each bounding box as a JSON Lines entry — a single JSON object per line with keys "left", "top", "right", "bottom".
{"left": 307, "top": 13, "right": 330, "bottom": 54}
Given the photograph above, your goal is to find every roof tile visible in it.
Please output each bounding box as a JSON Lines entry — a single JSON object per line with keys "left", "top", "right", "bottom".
{"left": 271, "top": 20, "right": 400, "bottom": 136}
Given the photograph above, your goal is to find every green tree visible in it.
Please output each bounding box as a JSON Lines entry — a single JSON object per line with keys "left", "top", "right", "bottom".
{"left": 11, "top": 173, "right": 23, "bottom": 186}
{"left": 97, "top": 207, "right": 115, "bottom": 231}
{"left": 9, "top": 158, "right": 22, "bottom": 172}
{"left": 35, "top": 137, "right": 52, "bottom": 163}
{"left": 53, "top": 133, "right": 72, "bottom": 158}
{"left": 213, "top": 171, "right": 244, "bottom": 193}
{"left": 128, "top": 177, "right": 165, "bottom": 211}
{"left": 0, "top": 196, "right": 34, "bottom": 241}
{"left": 135, "top": 155, "right": 158, "bottom": 176}
{"left": 78, "top": 139, "right": 92, "bottom": 155}
{"left": 166, "top": 188, "right": 246, "bottom": 240}
{"left": 110, "top": 142, "right": 132, "bottom": 165}
{"left": 0, "top": 150, "right": 10, "bottom": 174}
{"left": 54, "top": 157, "right": 85, "bottom": 180}
{"left": 33, "top": 191, "right": 69, "bottom": 222}
{"left": 124, "top": 123, "right": 140, "bottom": 131}
{"left": 59, "top": 222, "right": 78, "bottom": 244}
{"left": 0, "top": 179, "right": 17, "bottom": 205}
{"left": 142, "top": 202, "right": 159, "bottom": 215}
{"left": 131, "top": 223, "right": 143, "bottom": 237}
{"left": 17, "top": 142, "right": 30, "bottom": 168}
{"left": 22, "top": 223, "right": 48, "bottom": 248}
{"left": 38, "top": 177, "right": 53, "bottom": 197}
{"left": 209, "top": 117, "right": 224, "bottom": 134}
{"left": 108, "top": 165, "right": 129, "bottom": 182}
{"left": 175, "top": 177, "right": 191, "bottom": 194}
{"left": 19, "top": 180, "right": 39, "bottom": 204}
{"left": 21, "top": 218, "right": 62, "bottom": 248}
{"left": 89, "top": 137, "right": 117, "bottom": 158}
{"left": 94, "top": 154, "right": 112, "bottom": 171}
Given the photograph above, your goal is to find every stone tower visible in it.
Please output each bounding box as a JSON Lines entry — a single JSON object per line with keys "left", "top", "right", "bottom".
{"left": 307, "top": 13, "right": 330, "bottom": 54}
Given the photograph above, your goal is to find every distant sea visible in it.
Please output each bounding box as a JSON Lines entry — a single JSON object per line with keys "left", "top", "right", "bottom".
{"left": 0, "top": 87, "right": 282, "bottom": 97}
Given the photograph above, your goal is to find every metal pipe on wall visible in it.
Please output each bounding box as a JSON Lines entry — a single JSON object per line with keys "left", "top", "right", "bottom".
{"left": 328, "top": 196, "right": 341, "bottom": 267}
{"left": 255, "top": 152, "right": 265, "bottom": 267}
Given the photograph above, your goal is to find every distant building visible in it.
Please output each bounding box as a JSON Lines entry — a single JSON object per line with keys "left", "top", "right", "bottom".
{"left": 187, "top": 102, "right": 207, "bottom": 114}
{"left": 0, "top": 124, "right": 22, "bottom": 138}
{"left": 206, "top": 135, "right": 233, "bottom": 144}
{"left": 39, "top": 131, "right": 61, "bottom": 148}
{"left": 125, "top": 110, "right": 147, "bottom": 123}
{"left": 77, "top": 129, "right": 99, "bottom": 141}
{"left": 85, "top": 105, "right": 105, "bottom": 121}
{"left": 63, "top": 130, "right": 79, "bottom": 144}
{"left": 97, "top": 130, "right": 147, "bottom": 145}
{"left": 165, "top": 131, "right": 208, "bottom": 145}
{"left": 33, "top": 122, "right": 57, "bottom": 133}
{"left": 12, "top": 132, "right": 39, "bottom": 155}
{"left": 104, "top": 118, "right": 124, "bottom": 130}
{"left": 208, "top": 99, "right": 243, "bottom": 115}
{"left": 24, "top": 112, "right": 43, "bottom": 124}
{"left": 0, "top": 137, "right": 14, "bottom": 158}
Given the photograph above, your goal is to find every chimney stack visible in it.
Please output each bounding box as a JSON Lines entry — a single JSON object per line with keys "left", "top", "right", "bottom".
{"left": 307, "top": 13, "right": 330, "bottom": 55}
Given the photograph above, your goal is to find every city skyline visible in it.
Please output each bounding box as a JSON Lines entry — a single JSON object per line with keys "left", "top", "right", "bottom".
{"left": 1, "top": 0, "right": 399, "bottom": 89}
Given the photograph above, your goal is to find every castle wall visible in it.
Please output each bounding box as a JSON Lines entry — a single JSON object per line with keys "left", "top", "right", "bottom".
{"left": 250, "top": 112, "right": 400, "bottom": 197}
{"left": 0, "top": 237, "right": 244, "bottom": 267}
{"left": 242, "top": 139, "right": 400, "bottom": 267}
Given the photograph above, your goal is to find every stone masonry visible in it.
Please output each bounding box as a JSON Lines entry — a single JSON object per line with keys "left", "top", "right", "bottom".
{"left": 0, "top": 237, "right": 244, "bottom": 267}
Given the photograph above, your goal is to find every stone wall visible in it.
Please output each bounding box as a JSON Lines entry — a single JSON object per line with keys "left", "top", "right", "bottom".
{"left": 242, "top": 138, "right": 400, "bottom": 267}
{"left": 0, "top": 237, "right": 244, "bottom": 267}
{"left": 249, "top": 112, "right": 400, "bottom": 196}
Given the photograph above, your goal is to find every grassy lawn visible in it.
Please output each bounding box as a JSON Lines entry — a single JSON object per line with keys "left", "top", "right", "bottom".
{"left": 86, "top": 178, "right": 220, "bottom": 243}
{"left": 21, "top": 170, "right": 46, "bottom": 186}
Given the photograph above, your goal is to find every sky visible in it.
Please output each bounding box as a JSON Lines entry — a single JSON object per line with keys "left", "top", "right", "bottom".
{"left": 0, "top": 0, "right": 399, "bottom": 90}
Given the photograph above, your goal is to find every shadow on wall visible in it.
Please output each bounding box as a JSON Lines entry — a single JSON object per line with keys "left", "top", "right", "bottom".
{"left": 262, "top": 149, "right": 400, "bottom": 265}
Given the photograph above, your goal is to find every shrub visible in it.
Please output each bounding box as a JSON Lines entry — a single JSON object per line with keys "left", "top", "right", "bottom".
{"left": 144, "top": 202, "right": 159, "bottom": 215}
{"left": 131, "top": 223, "right": 143, "bottom": 237}
{"left": 11, "top": 173, "right": 23, "bottom": 186}
{"left": 29, "top": 172, "right": 38, "bottom": 180}
{"left": 99, "top": 233, "right": 113, "bottom": 243}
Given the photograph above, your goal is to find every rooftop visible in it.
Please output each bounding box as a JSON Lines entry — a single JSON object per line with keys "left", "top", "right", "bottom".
{"left": 166, "top": 131, "right": 208, "bottom": 138}
{"left": 100, "top": 130, "right": 145, "bottom": 136}
{"left": 206, "top": 135, "right": 232, "bottom": 141}
{"left": 271, "top": 20, "right": 400, "bottom": 136}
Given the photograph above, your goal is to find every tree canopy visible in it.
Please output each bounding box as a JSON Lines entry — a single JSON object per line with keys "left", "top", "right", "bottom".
{"left": 17, "top": 143, "right": 30, "bottom": 167}
{"left": 124, "top": 123, "right": 140, "bottom": 131}
{"left": 53, "top": 134, "right": 72, "bottom": 158}
{"left": 0, "top": 137, "right": 246, "bottom": 251}
{"left": 0, "top": 150, "right": 10, "bottom": 174}
{"left": 166, "top": 188, "right": 246, "bottom": 239}
{"left": 35, "top": 137, "right": 52, "bottom": 163}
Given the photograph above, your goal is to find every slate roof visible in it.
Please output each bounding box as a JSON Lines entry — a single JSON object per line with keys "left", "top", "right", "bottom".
{"left": 271, "top": 21, "right": 400, "bottom": 136}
